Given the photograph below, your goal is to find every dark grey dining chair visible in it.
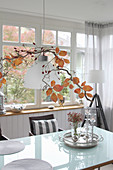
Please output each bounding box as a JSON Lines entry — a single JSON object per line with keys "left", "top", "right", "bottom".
{"left": 29, "top": 114, "right": 63, "bottom": 136}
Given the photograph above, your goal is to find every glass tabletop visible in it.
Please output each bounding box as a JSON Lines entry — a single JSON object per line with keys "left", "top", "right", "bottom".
{"left": 0, "top": 127, "right": 113, "bottom": 170}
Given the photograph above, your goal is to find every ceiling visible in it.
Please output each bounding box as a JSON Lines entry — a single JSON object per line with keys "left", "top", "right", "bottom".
{"left": 0, "top": 0, "right": 113, "bottom": 23}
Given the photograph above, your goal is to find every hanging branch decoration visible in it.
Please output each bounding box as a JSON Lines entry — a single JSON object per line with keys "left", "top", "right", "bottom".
{"left": 1, "top": 43, "right": 93, "bottom": 102}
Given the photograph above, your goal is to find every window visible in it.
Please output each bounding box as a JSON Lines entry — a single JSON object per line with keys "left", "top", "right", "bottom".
{"left": 58, "top": 31, "right": 71, "bottom": 46}
{"left": 76, "top": 33, "right": 98, "bottom": 93}
{"left": 2, "top": 25, "right": 35, "bottom": 105}
{"left": 42, "top": 29, "right": 56, "bottom": 45}
{"left": 41, "top": 30, "right": 71, "bottom": 104}
{"left": 21, "top": 27, "right": 35, "bottom": 43}
{"left": 1, "top": 17, "right": 86, "bottom": 108}
{"left": 3, "top": 25, "right": 19, "bottom": 42}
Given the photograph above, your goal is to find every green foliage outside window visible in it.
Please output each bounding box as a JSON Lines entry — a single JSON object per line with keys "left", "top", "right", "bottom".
{"left": 3, "top": 25, "right": 35, "bottom": 104}
{"left": 3, "top": 26, "right": 71, "bottom": 105}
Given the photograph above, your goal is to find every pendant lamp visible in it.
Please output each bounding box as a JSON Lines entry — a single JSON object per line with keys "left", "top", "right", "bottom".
{"left": 24, "top": 0, "right": 59, "bottom": 89}
{"left": 24, "top": 57, "right": 60, "bottom": 89}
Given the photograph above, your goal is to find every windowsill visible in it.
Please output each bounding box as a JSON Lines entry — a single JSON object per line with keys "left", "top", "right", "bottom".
{"left": 0, "top": 104, "right": 84, "bottom": 117}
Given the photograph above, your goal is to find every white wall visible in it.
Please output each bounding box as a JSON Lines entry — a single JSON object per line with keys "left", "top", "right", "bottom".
{"left": 0, "top": 0, "right": 113, "bottom": 22}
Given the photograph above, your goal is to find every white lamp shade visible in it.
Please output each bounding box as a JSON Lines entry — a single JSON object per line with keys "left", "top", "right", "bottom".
{"left": 24, "top": 62, "right": 45, "bottom": 89}
{"left": 24, "top": 62, "right": 60, "bottom": 89}
{"left": 88, "top": 70, "right": 105, "bottom": 83}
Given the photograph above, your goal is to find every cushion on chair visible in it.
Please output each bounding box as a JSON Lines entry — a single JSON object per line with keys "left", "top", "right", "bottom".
{"left": 32, "top": 119, "right": 58, "bottom": 135}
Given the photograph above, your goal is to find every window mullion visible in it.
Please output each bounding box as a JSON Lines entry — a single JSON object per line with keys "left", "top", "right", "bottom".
{"left": 0, "top": 24, "right": 3, "bottom": 93}
{"left": 35, "top": 26, "right": 41, "bottom": 107}
{"left": 36, "top": 26, "right": 40, "bottom": 47}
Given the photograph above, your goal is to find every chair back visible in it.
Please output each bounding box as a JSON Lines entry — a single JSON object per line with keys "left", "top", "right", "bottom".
{"left": 0, "top": 128, "right": 9, "bottom": 140}
{"left": 29, "top": 114, "right": 54, "bottom": 135}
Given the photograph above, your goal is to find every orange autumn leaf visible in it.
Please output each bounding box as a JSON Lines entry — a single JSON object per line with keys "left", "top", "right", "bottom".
{"left": 57, "top": 93, "right": 63, "bottom": 100}
{"left": 5, "top": 55, "right": 11, "bottom": 63}
{"left": 73, "top": 77, "right": 80, "bottom": 84}
{"left": 83, "top": 85, "right": 93, "bottom": 92}
{"left": 86, "top": 93, "right": 93, "bottom": 98}
{"left": 64, "top": 59, "right": 70, "bottom": 64}
{"left": 51, "top": 80, "right": 56, "bottom": 87}
{"left": 0, "top": 72, "right": 2, "bottom": 79}
{"left": 74, "top": 88, "right": 81, "bottom": 94}
{"left": 17, "top": 58, "right": 23, "bottom": 65}
{"left": 11, "top": 63, "right": 16, "bottom": 69}
{"left": 1, "top": 78, "right": 6, "bottom": 84}
{"left": 0, "top": 82, "right": 2, "bottom": 88}
{"left": 46, "top": 88, "right": 52, "bottom": 96}
{"left": 51, "top": 93, "right": 57, "bottom": 102}
{"left": 64, "top": 78, "right": 70, "bottom": 82}
{"left": 53, "top": 84, "right": 63, "bottom": 92}
{"left": 69, "top": 84, "right": 74, "bottom": 89}
{"left": 55, "top": 56, "right": 60, "bottom": 63}
{"left": 63, "top": 81, "right": 69, "bottom": 87}
{"left": 79, "top": 92, "right": 85, "bottom": 98}
{"left": 59, "top": 51, "right": 67, "bottom": 56}
{"left": 58, "top": 59, "right": 64, "bottom": 67}
{"left": 55, "top": 47, "right": 59, "bottom": 53}
{"left": 81, "top": 81, "right": 86, "bottom": 86}
{"left": 13, "top": 58, "right": 23, "bottom": 66}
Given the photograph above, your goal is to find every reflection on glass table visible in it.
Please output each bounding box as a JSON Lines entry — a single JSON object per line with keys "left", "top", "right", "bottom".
{"left": 0, "top": 127, "right": 113, "bottom": 170}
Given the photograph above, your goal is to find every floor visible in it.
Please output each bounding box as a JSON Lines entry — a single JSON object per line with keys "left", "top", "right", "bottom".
{"left": 95, "top": 164, "right": 113, "bottom": 170}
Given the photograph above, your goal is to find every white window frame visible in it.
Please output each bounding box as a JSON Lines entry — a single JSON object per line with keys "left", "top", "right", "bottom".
{"left": 0, "top": 11, "right": 85, "bottom": 110}
{"left": 1, "top": 24, "right": 38, "bottom": 110}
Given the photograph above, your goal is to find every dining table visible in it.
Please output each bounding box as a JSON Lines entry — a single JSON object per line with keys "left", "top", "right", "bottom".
{"left": 0, "top": 127, "right": 113, "bottom": 170}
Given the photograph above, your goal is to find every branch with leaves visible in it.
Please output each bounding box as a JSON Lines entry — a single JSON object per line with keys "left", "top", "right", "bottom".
{"left": 1, "top": 43, "right": 93, "bottom": 102}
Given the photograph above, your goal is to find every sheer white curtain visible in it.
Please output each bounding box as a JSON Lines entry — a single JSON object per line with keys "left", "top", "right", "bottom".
{"left": 102, "top": 24, "right": 113, "bottom": 131}
{"left": 85, "top": 22, "right": 103, "bottom": 107}
{"left": 85, "top": 22, "right": 113, "bottom": 131}
{"left": 85, "top": 22, "right": 103, "bottom": 93}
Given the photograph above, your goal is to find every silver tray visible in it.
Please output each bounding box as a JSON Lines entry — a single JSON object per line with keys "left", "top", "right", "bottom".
{"left": 59, "top": 132, "right": 103, "bottom": 148}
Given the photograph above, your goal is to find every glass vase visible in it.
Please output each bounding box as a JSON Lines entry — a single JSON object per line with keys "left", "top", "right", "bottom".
{"left": 73, "top": 122, "right": 78, "bottom": 136}
{"left": 71, "top": 122, "right": 81, "bottom": 141}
